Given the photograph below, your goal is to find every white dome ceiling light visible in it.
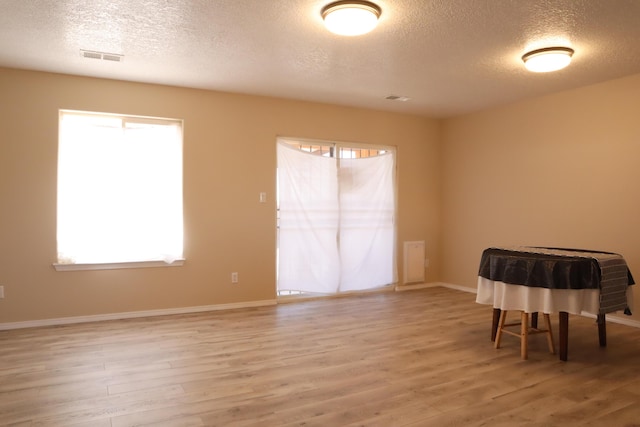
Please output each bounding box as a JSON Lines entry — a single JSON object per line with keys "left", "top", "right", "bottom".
{"left": 522, "top": 47, "right": 575, "bottom": 73}
{"left": 321, "top": 1, "right": 382, "bottom": 36}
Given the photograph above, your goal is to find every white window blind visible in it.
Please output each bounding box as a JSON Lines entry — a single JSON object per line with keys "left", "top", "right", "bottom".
{"left": 56, "top": 110, "right": 184, "bottom": 268}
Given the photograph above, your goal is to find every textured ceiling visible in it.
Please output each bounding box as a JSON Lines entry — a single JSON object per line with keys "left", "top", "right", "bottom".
{"left": 1, "top": 0, "right": 640, "bottom": 118}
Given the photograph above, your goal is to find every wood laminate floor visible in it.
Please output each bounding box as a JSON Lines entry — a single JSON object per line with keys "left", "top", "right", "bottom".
{"left": 1, "top": 286, "right": 640, "bottom": 426}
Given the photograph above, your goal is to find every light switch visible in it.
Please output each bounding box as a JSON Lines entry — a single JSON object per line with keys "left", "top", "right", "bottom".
{"left": 259, "top": 192, "right": 267, "bottom": 203}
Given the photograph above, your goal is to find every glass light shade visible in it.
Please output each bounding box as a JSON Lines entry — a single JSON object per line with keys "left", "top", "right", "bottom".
{"left": 523, "top": 47, "right": 574, "bottom": 73}
{"left": 322, "top": 1, "right": 381, "bottom": 36}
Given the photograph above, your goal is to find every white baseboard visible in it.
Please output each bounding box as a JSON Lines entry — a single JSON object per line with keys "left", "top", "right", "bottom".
{"left": 438, "top": 282, "right": 478, "bottom": 294}
{"left": 580, "top": 311, "right": 640, "bottom": 329}
{"left": 396, "top": 281, "right": 477, "bottom": 294}
{"left": 0, "top": 299, "right": 277, "bottom": 331}
{"left": 395, "top": 282, "right": 440, "bottom": 291}
{"left": 3, "top": 281, "right": 639, "bottom": 331}
{"left": 432, "top": 282, "right": 640, "bottom": 329}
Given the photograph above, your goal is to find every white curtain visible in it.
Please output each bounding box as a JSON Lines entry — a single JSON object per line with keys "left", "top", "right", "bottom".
{"left": 277, "top": 141, "right": 396, "bottom": 293}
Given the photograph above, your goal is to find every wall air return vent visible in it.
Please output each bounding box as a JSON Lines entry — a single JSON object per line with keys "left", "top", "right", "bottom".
{"left": 80, "top": 49, "right": 124, "bottom": 62}
{"left": 403, "top": 241, "right": 425, "bottom": 284}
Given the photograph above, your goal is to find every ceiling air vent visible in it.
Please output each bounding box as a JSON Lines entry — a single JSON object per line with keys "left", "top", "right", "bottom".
{"left": 80, "top": 49, "right": 124, "bottom": 62}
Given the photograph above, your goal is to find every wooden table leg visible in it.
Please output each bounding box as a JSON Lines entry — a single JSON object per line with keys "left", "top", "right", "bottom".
{"left": 521, "top": 311, "right": 529, "bottom": 360}
{"left": 491, "top": 308, "right": 501, "bottom": 342}
{"left": 597, "top": 314, "right": 607, "bottom": 347}
{"left": 559, "top": 311, "right": 569, "bottom": 361}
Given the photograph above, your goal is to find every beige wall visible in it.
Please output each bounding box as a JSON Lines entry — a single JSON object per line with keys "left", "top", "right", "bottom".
{"left": 441, "top": 73, "right": 640, "bottom": 322}
{"left": 4, "top": 65, "right": 638, "bottom": 326}
{"left": 0, "top": 67, "right": 441, "bottom": 324}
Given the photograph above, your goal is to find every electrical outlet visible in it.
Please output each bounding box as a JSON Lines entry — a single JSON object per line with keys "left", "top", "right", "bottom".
{"left": 0, "top": 285, "right": 4, "bottom": 299}
{"left": 231, "top": 272, "right": 238, "bottom": 283}
{"left": 424, "top": 258, "right": 430, "bottom": 268}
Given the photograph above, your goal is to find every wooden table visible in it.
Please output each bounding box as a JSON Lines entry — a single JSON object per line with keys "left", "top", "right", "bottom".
{"left": 476, "top": 247, "right": 634, "bottom": 361}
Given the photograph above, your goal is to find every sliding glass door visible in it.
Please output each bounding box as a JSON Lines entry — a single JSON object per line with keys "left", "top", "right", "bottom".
{"left": 276, "top": 138, "right": 396, "bottom": 294}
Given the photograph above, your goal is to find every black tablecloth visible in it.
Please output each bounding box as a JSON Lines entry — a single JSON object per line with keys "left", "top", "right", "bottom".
{"left": 478, "top": 247, "right": 634, "bottom": 290}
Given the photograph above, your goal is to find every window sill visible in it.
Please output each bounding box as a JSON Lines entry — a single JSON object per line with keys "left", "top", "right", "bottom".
{"left": 53, "top": 259, "right": 185, "bottom": 271}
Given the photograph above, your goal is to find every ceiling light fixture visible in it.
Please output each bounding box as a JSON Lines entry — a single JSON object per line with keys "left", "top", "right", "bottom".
{"left": 522, "top": 47, "right": 574, "bottom": 73}
{"left": 321, "top": 1, "right": 382, "bottom": 36}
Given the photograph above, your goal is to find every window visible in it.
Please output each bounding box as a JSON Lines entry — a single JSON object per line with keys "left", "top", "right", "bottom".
{"left": 55, "top": 110, "right": 184, "bottom": 270}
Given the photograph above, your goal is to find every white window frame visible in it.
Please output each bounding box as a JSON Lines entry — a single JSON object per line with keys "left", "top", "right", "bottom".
{"left": 54, "top": 110, "right": 185, "bottom": 271}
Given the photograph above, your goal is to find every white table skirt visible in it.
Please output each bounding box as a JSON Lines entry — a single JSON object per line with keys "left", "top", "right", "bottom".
{"left": 476, "top": 277, "right": 634, "bottom": 315}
